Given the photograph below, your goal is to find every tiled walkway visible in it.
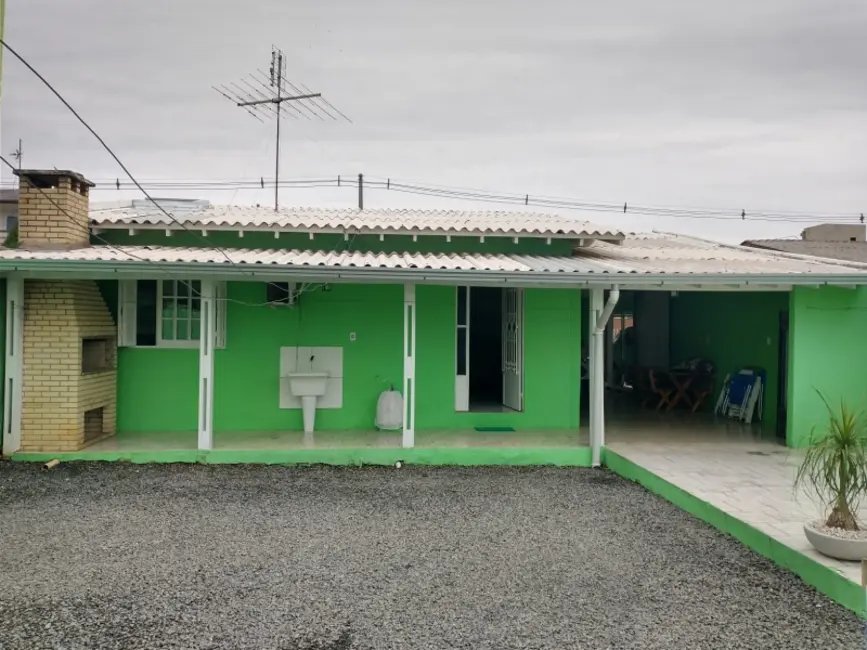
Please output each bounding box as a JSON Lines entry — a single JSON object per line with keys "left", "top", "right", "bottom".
{"left": 86, "top": 429, "right": 582, "bottom": 451}
{"left": 605, "top": 414, "right": 866, "bottom": 586}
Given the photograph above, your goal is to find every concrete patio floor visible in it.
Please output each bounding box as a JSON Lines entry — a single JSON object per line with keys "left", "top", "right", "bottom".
{"left": 605, "top": 413, "right": 867, "bottom": 588}
{"left": 83, "top": 428, "right": 583, "bottom": 451}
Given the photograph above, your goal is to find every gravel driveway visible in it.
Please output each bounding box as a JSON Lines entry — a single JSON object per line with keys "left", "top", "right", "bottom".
{"left": 0, "top": 463, "right": 861, "bottom": 649}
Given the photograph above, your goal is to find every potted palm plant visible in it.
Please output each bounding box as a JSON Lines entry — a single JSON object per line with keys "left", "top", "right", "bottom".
{"left": 795, "top": 392, "right": 867, "bottom": 561}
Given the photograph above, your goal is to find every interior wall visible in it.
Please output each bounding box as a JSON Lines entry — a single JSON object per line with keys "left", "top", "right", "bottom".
{"left": 415, "top": 286, "right": 582, "bottom": 429}
{"left": 788, "top": 286, "right": 867, "bottom": 447}
{"left": 669, "top": 291, "right": 788, "bottom": 431}
{"left": 634, "top": 292, "right": 671, "bottom": 368}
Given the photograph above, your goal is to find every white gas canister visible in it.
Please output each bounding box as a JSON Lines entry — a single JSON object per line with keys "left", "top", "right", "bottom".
{"left": 375, "top": 388, "right": 403, "bottom": 431}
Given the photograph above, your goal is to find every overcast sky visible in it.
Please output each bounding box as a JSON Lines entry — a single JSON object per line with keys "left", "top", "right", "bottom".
{"left": 2, "top": 0, "right": 866, "bottom": 242}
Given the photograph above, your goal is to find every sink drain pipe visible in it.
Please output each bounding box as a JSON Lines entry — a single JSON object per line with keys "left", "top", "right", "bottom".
{"left": 591, "top": 286, "right": 619, "bottom": 467}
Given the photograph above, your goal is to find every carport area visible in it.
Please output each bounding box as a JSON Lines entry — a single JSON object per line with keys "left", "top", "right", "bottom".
{"left": 0, "top": 463, "right": 860, "bottom": 649}
{"left": 582, "top": 287, "right": 790, "bottom": 443}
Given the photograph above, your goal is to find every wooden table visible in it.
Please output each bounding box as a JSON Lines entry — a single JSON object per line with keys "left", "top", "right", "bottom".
{"left": 665, "top": 369, "right": 696, "bottom": 411}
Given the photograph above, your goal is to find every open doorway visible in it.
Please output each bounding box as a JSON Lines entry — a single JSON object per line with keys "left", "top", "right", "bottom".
{"left": 455, "top": 286, "right": 524, "bottom": 413}
{"left": 470, "top": 287, "right": 503, "bottom": 410}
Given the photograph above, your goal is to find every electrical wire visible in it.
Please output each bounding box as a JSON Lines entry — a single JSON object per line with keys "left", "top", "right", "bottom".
{"left": 0, "top": 37, "right": 283, "bottom": 286}
{"left": 0, "top": 154, "right": 339, "bottom": 309}
{"left": 3, "top": 173, "right": 858, "bottom": 224}
{"left": 0, "top": 35, "right": 858, "bottom": 225}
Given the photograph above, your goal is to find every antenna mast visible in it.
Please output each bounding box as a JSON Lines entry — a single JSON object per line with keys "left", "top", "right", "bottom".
{"left": 214, "top": 46, "right": 351, "bottom": 211}
{"left": 10, "top": 139, "right": 21, "bottom": 169}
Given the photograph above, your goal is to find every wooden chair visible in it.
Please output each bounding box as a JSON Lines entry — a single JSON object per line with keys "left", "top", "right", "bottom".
{"left": 689, "top": 372, "right": 715, "bottom": 413}
{"left": 648, "top": 370, "right": 675, "bottom": 411}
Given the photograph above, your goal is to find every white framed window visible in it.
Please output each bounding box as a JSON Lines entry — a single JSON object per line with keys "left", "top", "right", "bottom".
{"left": 118, "top": 279, "right": 226, "bottom": 349}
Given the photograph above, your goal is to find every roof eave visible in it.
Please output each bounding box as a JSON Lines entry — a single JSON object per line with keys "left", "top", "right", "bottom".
{"left": 90, "top": 222, "right": 625, "bottom": 242}
{"left": 1, "top": 258, "right": 865, "bottom": 289}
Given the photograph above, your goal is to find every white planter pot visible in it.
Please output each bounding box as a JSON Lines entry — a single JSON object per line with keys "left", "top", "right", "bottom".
{"left": 803, "top": 521, "right": 867, "bottom": 561}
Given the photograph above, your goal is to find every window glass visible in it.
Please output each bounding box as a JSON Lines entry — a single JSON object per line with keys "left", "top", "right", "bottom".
{"left": 135, "top": 280, "right": 210, "bottom": 346}
{"left": 457, "top": 287, "right": 467, "bottom": 326}
{"left": 456, "top": 330, "right": 467, "bottom": 375}
{"left": 136, "top": 280, "right": 158, "bottom": 346}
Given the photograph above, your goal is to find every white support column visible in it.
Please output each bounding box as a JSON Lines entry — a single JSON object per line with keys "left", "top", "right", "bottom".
{"left": 594, "top": 310, "right": 606, "bottom": 463}
{"left": 197, "top": 279, "right": 216, "bottom": 451}
{"left": 402, "top": 283, "right": 416, "bottom": 449}
{"left": 589, "top": 289, "right": 604, "bottom": 466}
{"left": 3, "top": 277, "right": 24, "bottom": 456}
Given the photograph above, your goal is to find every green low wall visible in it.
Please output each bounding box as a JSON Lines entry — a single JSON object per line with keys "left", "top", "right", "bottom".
{"left": 603, "top": 448, "right": 865, "bottom": 617}
{"left": 12, "top": 446, "right": 594, "bottom": 467}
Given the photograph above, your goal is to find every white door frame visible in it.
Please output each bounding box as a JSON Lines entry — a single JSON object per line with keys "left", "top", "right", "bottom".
{"left": 455, "top": 286, "right": 525, "bottom": 412}
{"left": 455, "top": 285, "right": 470, "bottom": 412}
{"left": 403, "top": 283, "right": 417, "bottom": 448}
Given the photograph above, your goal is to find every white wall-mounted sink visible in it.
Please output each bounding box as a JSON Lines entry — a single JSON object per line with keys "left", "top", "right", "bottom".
{"left": 285, "top": 372, "right": 329, "bottom": 433}
{"left": 286, "top": 372, "right": 328, "bottom": 398}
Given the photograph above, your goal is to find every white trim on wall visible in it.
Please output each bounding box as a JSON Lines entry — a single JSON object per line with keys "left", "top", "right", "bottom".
{"left": 2, "top": 276, "right": 23, "bottom": 456}
{"left": 402, "top": 283, "right": 416, "bottom": 449}
{"left": 455, "top": 285, "right": 470, "bottom": 412}
{"left": 197, "top": 279, "right": 216, "bottom": 450}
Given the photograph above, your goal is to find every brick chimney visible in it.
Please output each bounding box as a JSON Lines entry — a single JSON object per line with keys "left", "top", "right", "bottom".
{"left": 8, "top": 169, "right": 117, "bottom": 453}
{"left": 13, "top": 169, "right": 94, "bottom": 249}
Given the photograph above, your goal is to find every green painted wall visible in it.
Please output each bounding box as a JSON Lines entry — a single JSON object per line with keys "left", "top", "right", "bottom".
{"left": 670, "top": 291, "right": 788, "bottom": 431}
{"left": 99, "top": 231, "right": 574, "bottom": 256}
{"left": 788, "top": 286, "right": 867, "bottom": 447}
{"left": 116, "top": 283, "right": 582, "bottom": 434}
{"left": 415, "top": 286, "right": 582, "bottom": 429}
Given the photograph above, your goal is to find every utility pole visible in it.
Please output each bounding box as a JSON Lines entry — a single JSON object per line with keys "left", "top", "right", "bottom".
{"left": 214, "top": 47, "right": 351, "bottom": 211}
{"left": 358, "top": 173, "right": 363, "bottom": 210}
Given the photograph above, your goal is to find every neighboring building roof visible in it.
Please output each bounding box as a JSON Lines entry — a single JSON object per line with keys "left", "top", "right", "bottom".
{"left": 743, "top": 239, "right": 867, "bottom": 264}
{"left": 90, "top": 206, "right": 625, "bottom": 241}
{"left": 0, "top": 189, "right": 18, "bottom": 203}
{"left": 2, "top": 232, "right": 867, "bottom": 287}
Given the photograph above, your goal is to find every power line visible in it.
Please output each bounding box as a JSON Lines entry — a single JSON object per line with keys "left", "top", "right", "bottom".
{"left": 358, "top": 177, "right": 864, "bottom": 225}
{"left": 3, "top": 172, "right": 858, "bottom": 224}
{"left": 0, "top": 37, "right": 288, "bottom": 287}
{"left": 0, "top": 154, "right": 337, "bottom": 308}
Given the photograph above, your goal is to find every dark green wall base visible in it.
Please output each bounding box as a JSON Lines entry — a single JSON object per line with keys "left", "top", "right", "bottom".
{"left": 603, "top": 449, "right": 865, "bottom": 617}
{"left": 12, "top": 446, "right": 593, "bottom": 467}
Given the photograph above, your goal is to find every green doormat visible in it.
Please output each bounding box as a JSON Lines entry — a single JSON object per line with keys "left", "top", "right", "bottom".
{"left": 474, "top": 426, "right": 516, "bottom": 432}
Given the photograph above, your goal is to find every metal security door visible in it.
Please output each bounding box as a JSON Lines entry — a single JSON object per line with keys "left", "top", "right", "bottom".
{"left": 502, "top": 288, "right": 524, "bottom": 411}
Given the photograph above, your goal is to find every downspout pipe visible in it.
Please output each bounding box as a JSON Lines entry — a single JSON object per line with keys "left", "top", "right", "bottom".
{"left": 595, "top": 287, "right": 620, "bottom": 335}
{"left": 591, "top": 287, "right": 620, "bottom": 466}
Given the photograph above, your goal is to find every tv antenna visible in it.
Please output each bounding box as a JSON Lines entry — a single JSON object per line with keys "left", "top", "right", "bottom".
{"left": 214, "top": 46, "right": 351, "bottom": 210}
{"left": 10, "top": 139, "right": 22, "bottom": 170}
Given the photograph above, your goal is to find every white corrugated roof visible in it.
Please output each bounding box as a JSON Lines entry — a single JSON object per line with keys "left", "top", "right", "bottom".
{"left": 90, "top": 205, "right": 624, "bottom": 240}
{"left": 1, "top": 233, "right": 865, "bottom": 282}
